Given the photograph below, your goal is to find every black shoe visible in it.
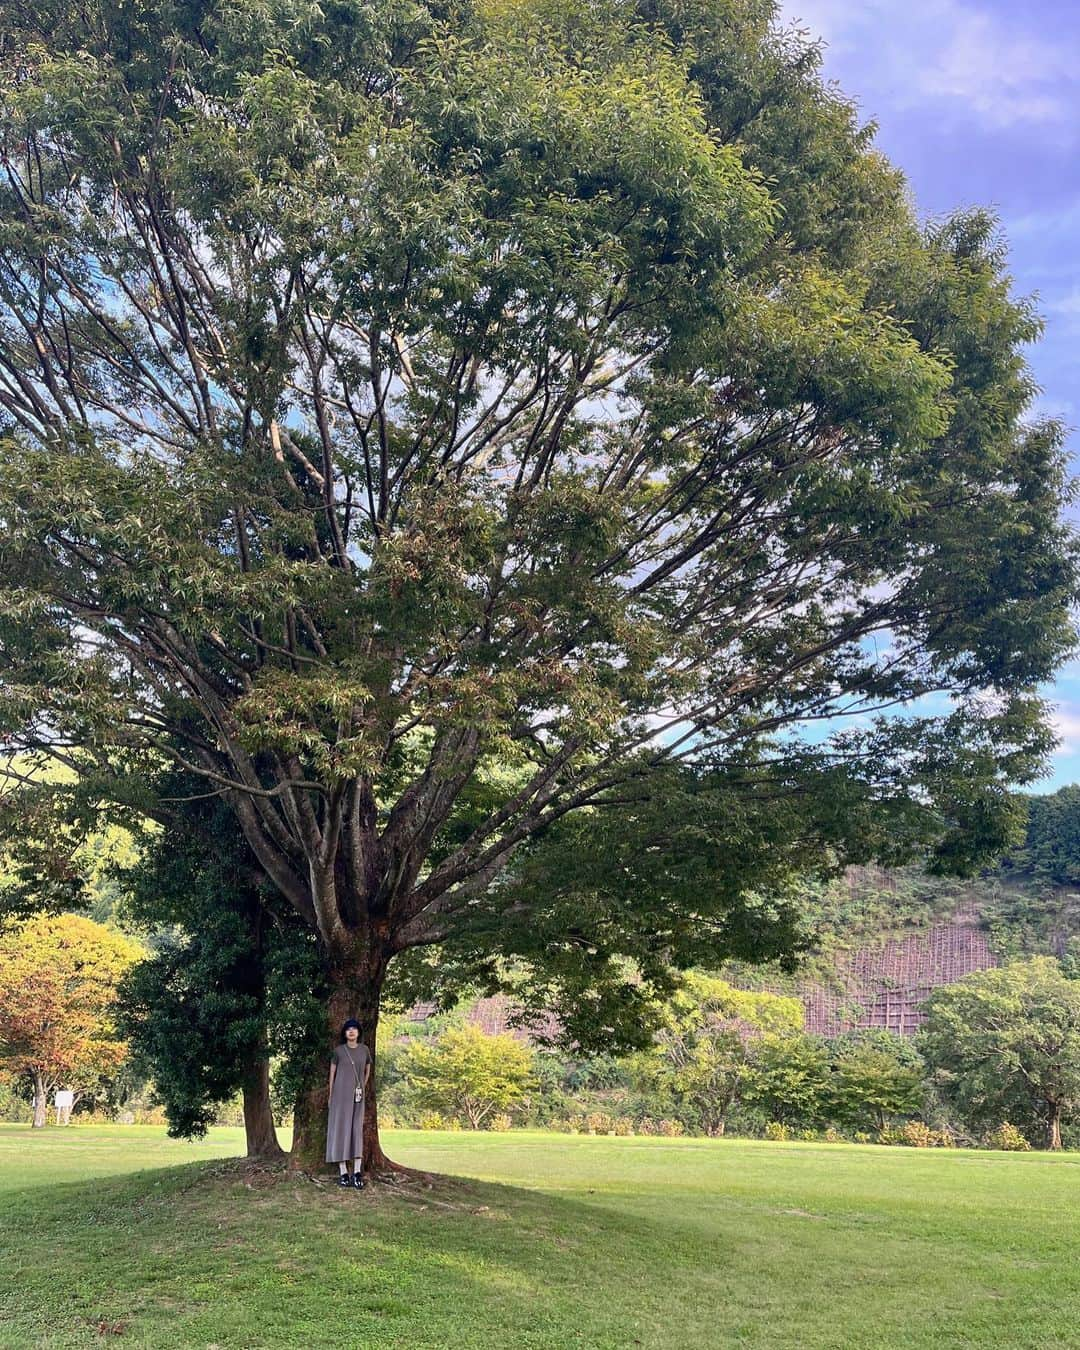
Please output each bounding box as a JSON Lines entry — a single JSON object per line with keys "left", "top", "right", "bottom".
{"left": 351, "top": 1172, "right": 365, "bottom": 1189}
{"left": 338, "top": 1173, "right": 351, "bottom": 1188}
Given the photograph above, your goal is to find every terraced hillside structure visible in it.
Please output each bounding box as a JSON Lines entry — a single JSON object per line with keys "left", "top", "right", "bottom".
{"left": 405, "top": 865, "right": 1080, "bottom": 1042}
{"left": 799, "top": 905, "right": 998, "bottom": 1035}
{"left": 759, "top": 864, "right": 1079, "bottom": 1037}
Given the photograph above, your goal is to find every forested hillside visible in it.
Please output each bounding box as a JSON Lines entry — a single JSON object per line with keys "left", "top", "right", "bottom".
{"left": 720, "top": 788, "right": 1080, "bottom": 1035}
{"left": 444, "top": 790, "right": 1080, "bottom": 1044}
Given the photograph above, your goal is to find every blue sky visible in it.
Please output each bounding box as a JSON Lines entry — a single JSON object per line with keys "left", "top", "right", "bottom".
{"left": 778, "top": 0, "right": 1080, "bottom": 790}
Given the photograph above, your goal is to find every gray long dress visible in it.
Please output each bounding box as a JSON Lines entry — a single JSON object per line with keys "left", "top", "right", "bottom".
{"left": 325, "top": 1042, "right": 370, "bottom": 1164}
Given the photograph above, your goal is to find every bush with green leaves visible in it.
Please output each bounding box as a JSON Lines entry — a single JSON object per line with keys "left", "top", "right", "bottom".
{"left": 827, "top": 1031, "right": 925, "bottom": 1133}
{"left": 0, "top": 1079, "right": 31, "bottom": 1124}
{"left": 401, "top": 1026, "right": 535, "bottom": 1130}
{"left": 744, "top": 1033, "right": 832, "bottom": 1128}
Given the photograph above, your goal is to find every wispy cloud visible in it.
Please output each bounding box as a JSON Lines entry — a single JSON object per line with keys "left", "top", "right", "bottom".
{"left": 1050, "top": 706, "right": 1080, "bottom": 755}
{"left": 1008, "top": 198, "right": 1080, "bottom": 242}
{"left": 781, "top": 0, "right": 1079, "bottom": 132}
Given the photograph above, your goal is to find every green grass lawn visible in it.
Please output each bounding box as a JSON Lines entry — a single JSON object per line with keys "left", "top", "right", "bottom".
{"left": 0, "top": 1125, "right": 1077, "bottom": 1349}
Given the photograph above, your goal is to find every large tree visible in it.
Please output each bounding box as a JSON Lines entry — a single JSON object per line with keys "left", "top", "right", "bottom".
{"left": 0, "top": 0, "right": 1075, "bottom": 1169}
{"left": 827, "top": 1030, "right": 924, "bottom": 1134}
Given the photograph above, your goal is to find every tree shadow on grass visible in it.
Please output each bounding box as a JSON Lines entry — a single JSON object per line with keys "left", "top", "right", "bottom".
{"left": 0, "top": 1156, "right": 713, "bottom": 1349}
{"left": 6, "top": 1151, "right": 1061, "bottom": 1350}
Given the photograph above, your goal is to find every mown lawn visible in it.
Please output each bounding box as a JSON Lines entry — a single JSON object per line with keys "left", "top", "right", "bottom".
{"left": 0, "top": 1125, "right": 1077, "bottom": 1349}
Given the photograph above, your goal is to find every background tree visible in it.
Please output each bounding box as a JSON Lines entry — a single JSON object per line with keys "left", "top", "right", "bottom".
{"left": 1005, "top": 786, "right": 1080, "bottom": 886}
{"left": 919, "top": 957, "right": 1080, "bottom": 1150}
{"left": 827, "top": 1031, "right": 924, "bottom": 1133}
{"left": 650, "top": 972, "right": 802, "bottom": 1136}
{"left": 0, "top": 0, "right": 1074, "bottom": 1170}
{"left": 743, "top": 1031, "right": 832, "bottom": 1129}
{"left": 0, "top": 913, "right": 140, "bottom": 1125}
{"left": 401, "top": 1025, "right": 535, "bottom": 1129}
{"left": 0, "top": 757, "right": 138, "bottom": 927}
{"left": 115, "top": 784, "right": 325, "bottom": 1159}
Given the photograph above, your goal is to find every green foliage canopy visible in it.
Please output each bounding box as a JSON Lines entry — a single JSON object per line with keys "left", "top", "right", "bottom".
{"left": 919, "top": 957, "right": 1080, "bottom": 1149}
{"left": 0, "top": 0, "right": 1073, "bottom": 1069}
{"left": 743, "top": 1029, "right": 832, "bottom": 1126}
{"left": 827, "top": 1030, "right": 924, "bottom": 1133}
{"left": 1006, "top": 785, "right": 1080, "bottom": 886}
{"left": 650, "top": 971, "right": 801, "bottom": 1135}
{"left": 115, "top": 783, "right": 325, "bottom": 1140}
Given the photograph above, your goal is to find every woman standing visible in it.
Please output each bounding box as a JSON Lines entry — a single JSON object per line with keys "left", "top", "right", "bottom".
{"left": 326, "top": 1019, "right": 372, "bottom": 1188}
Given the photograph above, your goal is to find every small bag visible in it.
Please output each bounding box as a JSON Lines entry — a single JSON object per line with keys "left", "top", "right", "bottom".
{"left": 344, "top": 1046, "right": 365, "bottom": 1104}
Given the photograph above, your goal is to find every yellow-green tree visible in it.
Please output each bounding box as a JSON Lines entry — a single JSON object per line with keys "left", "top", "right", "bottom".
{"left": 0, "top": 914, "right": 141, "bottom": 1126}
{"left": 652, "top": 973, "right": 803, "bottom": 1136}
{"left": 402, "top": 1026, "right": 535, "bottom": 1128}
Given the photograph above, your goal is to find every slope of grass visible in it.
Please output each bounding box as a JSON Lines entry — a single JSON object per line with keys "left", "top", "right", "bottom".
{"left": 0, "top": 1125, "right": 1077, "bottom": 1349}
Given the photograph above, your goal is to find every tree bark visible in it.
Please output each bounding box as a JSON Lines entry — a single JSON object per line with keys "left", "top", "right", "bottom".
{"left": 31, "top": 1071, "right": 47, "bottom": 1128}
{"left": 289, "top": 952, "right": 395, "bottom": 1174}
{"left": 241, "top": 1038, "right": 285, "bottom": 1160}
{"left": 1047, "top": 1102, "right": 1063, "bottom": 1151}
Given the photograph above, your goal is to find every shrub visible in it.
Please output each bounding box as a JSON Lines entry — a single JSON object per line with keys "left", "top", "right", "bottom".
{"left": 417, "top": 1110, "right": 447, "bottom": 1130}
{"left": 0, "top": 1081, "right": 31, "bottom": 1124}
{"left": 852, "top": 1131, "right": 871, "bottom": 1144}
{"left": 487, "top": 1113, "right": 512, "bottom": 1132}
{"left": 929, "top": 1129, "right": 957, "bottom": 1148}
{"left": 612, "top": 1116, "right": 635, "bottom": 1136}
{"left": 656, "top": 1118, "right": 684, "bottom": 1137}
{"left": 584, "top": 1111, "right": 614, "bottom": 1135}
{"left": 983, "top": 1122, "right": 1031, "bottom": 1152}
{"left": 796, "top": 1127, "right": 817, "bottom": 1142}
{"left": 901, "top": 1120, "right": 933, "bottom": 1148}
{"left": 823, "top": 1127, "right": 842, "bottom": 1143}
{"left": 764, "top": 1121, "right": 790, "bottom": 1142}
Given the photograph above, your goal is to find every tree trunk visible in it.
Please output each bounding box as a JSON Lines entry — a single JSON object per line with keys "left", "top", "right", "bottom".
{"left": 289, "top": 954, "right": 395, "bottom": 1175}
{"left": 241, "top": 1039, "right": 285, "bottom": 1160}
{"left": 1047, "top": 1103, "right": 1063, "bottom": 1151}
{"left": 31, "top": 1071, "right": 47, "bottom": 1128}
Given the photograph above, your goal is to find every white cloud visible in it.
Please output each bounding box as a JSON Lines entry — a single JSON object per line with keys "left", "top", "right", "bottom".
{"left": 780, "top": 0, "right": 1079, "bottom": 131}
{"left": 1008, "top": 199, "right": 1080, "bottom": 242}
{"left": 1040, "top": 286, "right": 1080, "bottom": 342}
{"left": 1050, "top": 705, "right": 1080, "bottom": 755}
{"left": 1047, "top": 287, "right": 1080, "bottom": 317}
{"left": 919, "top": 10, "right": 1075, "bottom": 126}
